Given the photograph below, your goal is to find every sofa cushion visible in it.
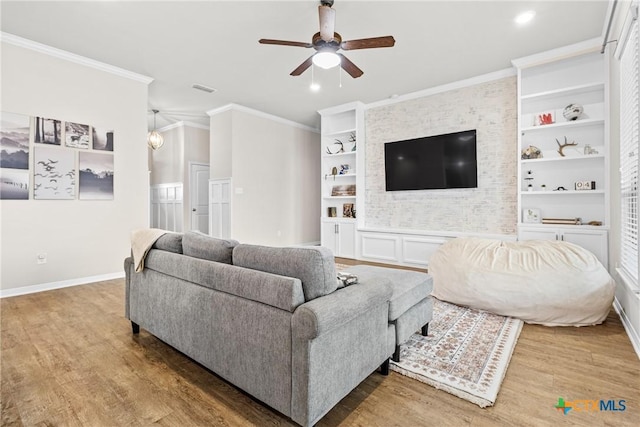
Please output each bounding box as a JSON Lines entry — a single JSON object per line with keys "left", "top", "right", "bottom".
{"left": 182, "top": 231, "right": 239, "bottom": 264}
{"left": 152, "top": 232, "right": 183, "bottom": 254}
{"left": 233, "top": 244, "right": 337, "bottom": 301}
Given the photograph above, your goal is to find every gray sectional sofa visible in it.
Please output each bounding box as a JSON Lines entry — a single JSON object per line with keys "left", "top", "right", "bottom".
{"left": 124, "top": 232, "right": 397, "bottom": 426}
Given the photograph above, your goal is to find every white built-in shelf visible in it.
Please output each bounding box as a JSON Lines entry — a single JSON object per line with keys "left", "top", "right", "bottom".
{"left": 322, "top": 151, "right": 356, "bottom": 158}
{"left": 518, "top": 222, "right": 608, "bottom": 230}
{"left": 522, "top": 190, "right": 605, "bottom": 195}
{"left": 323, "top": 173, "right": 356, "bottom": 179}
{"left": 521, "top": 154, "right": 605, "bottom": 164}
{"left": 521, "top": 118, "right": 604, "bottom": 133}
{"left": 324, "top": 128, "right": 357, "bottom": 137}
{"left": 520, "top": 82, "right": 605, "bottom": 101}
{"left": 322, "top": 217, "right": 356, "bottom": 222}
{"left": 324, "top": 195, "right": 356, "bottom": 199}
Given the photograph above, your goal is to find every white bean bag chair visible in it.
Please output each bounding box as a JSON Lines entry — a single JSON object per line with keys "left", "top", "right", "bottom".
{"left": 429, "top": 237, "right": 615, "bottom": 326}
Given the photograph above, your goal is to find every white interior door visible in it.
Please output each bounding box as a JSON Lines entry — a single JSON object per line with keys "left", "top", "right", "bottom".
{"left": 209, "top": 178, "right": 231, "bottom": 239}
{"left": 190, "top": 163, "right": 210, "bottom": 233}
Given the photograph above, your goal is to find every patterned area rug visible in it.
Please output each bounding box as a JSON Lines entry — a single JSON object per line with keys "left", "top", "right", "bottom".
{"left": 390, "top": 298, "right": 523, "bottom": 408}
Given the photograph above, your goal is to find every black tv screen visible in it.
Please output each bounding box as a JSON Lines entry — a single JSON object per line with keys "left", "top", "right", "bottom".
{"left": 384, "top": 129, "right": 477, "bottom": 191}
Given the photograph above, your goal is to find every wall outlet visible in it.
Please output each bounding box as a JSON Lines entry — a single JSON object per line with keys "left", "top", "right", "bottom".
{"left": 37, "top": 253, "right": 47, "bottom": 264}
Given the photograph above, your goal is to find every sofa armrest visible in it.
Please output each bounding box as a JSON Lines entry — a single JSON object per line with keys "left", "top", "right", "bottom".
{"left": 292, "top": 276, "right": 392, "bottom": 341}
{"left": 291, "top": 276, "right": 393, "bottom": 426}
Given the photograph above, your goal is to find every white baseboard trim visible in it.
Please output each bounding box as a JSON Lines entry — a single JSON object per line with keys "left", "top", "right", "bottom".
{"left": 613, "top": 297, "right": 640, "bottom": 360}
{"left": 0, "top": 272, "right": 125, "bottom": 298}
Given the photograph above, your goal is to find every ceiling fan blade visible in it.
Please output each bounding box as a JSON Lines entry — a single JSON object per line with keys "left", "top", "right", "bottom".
{"left": 290, "top": 56, "right": 314, "bottom": 76}
{"left": 259, "top": 39, "right": 313, "bottom": 48}
{"left": 341, "top": 36, "right": 395, "bottom": 50}
{"left": 338, "top": 54, "right": 363, "bottom": 78}
{"left": 319, "top": 5, "right": 336, "bottom": 42}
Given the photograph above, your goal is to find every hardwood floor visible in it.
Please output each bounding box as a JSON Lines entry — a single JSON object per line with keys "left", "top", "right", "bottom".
{"left": 2, "top": 279, "right": 639, "bottom": 426}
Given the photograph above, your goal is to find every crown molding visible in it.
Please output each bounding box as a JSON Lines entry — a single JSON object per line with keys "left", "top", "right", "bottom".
{"left": 157, "top": 121, "right": 210, "bottom": 133}
{"left": 1, "top": 32, "right": 153, "bottom": 84}
{"left": 206, "top": 103, "right": 319, "bottom": 133}
{"left": 365, "top": 68, "right": 516, "bottom": 110}
{"left": 511, "top": 37, "right": 602, "bottom": 69}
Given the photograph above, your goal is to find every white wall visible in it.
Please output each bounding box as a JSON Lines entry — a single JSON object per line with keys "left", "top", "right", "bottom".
{"left": 208, "top": 107, "right": 320, "bottom": 246}
{"left": 364, "top": 76, "right": 518, "bottom": 235}
{"left": 0, "top": 40, "right": 150, "bottom": 293}
{"left": 210, "top": 111, "right": 233, "bottom": 179}
{"left": 150, "top": 126, "right": 183, "bottom": 185}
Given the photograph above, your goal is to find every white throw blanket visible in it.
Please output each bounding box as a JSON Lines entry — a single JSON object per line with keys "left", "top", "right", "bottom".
{"left": 131, "top": 228, "right": 168, "bottom": 272}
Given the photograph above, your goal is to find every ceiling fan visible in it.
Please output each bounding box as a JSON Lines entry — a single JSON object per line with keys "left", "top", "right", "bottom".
{"left": 259, "top": 0, "right": 395, "bottom": 78}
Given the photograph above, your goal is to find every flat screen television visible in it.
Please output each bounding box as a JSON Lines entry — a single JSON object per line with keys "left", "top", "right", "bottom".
{"left": 384, "top": 129, "right": 477, "bottom": 191}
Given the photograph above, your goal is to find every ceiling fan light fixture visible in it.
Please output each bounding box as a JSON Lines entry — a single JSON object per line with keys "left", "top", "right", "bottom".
{"left": 313, "top": 51, "right": 340, "bottom": 69}
{"left": 147, "top": 109, "right": 164, "bottom": 150}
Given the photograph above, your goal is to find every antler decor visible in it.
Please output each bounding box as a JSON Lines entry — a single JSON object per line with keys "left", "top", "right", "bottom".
{"left": 556, "top": 136, "right": 578, "bottom": 157}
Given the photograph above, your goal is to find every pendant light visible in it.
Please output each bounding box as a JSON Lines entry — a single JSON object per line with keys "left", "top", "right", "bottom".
{"left": 147, "top": 109, "right": 164, "bottom": 150}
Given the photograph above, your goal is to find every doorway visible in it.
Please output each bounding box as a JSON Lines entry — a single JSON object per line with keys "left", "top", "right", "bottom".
{"left": 189, "top": 162, "right": 210, "bottom": 234}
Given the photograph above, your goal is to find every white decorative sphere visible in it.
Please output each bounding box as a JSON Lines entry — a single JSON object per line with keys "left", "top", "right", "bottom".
{"left": 563, "top": 103, "right": 584, "bottom": 121}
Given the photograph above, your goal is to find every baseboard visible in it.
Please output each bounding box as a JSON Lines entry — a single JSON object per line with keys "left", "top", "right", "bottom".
{"left": 613, "top": 297, "right": 640, "bottom": 359}
{"left": 0, "top": 272, "right": 125, "bottom": 298}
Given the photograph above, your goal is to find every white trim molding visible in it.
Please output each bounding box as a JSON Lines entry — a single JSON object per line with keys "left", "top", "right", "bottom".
{"left": 365, "top": 68, "right": 516, "bottom": 110}
{"left": 1, "top": 32, "right": 153, "bottom": 84}
{"left": 206, "top": 103, "right": 319, "bottom": 133}
{"left": 613, "top": 298, "right": 640, "bottom": 359}
{"left": 157, "top": 120, "right": 210, "bottom": 133}
{"left": 614, "top": 0, "right": 639, "bottom": 59}
{"left": 0, "top": 272, "right": 124, "bottom": 298}
{"left": 511, "top": 37, "right": 601, "bottom": 69}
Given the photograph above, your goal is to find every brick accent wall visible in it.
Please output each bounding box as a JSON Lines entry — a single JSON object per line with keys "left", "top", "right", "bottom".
{"left": 364, "top": 76, "right": 518, "bottom": 235}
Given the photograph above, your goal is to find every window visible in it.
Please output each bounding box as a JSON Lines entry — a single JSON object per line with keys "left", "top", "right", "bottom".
{"left": 619, "top": 6, "right": 639, "bottom": 287}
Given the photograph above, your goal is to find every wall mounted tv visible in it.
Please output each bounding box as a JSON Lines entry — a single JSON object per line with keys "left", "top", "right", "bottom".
{"left": 384, "top": 129, "right": 478, "bottom": 191}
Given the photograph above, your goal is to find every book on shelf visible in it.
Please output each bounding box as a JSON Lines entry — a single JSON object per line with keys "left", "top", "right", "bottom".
{"left": 541, "top": 217, "right": 581, "bottom": 225}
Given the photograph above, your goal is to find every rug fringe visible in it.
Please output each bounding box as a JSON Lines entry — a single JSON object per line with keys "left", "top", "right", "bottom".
{"left": 390, "top": 364, "right": 493, "bottom": 408}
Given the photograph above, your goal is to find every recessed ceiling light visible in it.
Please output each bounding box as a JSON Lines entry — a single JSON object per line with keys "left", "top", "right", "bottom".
{"left": 515, "top": 10, "right": 536, "bottom": 25}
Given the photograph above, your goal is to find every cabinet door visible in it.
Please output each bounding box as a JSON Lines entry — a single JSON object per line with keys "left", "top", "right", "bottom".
{"left": 321, "top": 221, "right": 338, "bottom": 254}
{"left": 562, "top": 230, "right": 608, "bottom": 268}
{"left": 337, "top": 222, "right": 356, "bottom": 258}
{"left": 519, "top": 228, "right": 559, "bottom": 241}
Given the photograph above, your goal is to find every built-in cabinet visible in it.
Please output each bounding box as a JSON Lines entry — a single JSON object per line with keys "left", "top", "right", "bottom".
{"left": 518, "top": 224, "right": 608, "bottom": 267}
{"left": 513, "top": 39, "right": 610, "bottom": 268}
{"left": 321, "top": 219, "right": 356, "bottom": 258}
{"left": 318, "top": 102, "right": 364, "bottom": 258}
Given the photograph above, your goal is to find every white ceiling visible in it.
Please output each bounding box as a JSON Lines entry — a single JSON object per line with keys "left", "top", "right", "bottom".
{"left": 1, "top": 1, "right": 610, "bottom": 130}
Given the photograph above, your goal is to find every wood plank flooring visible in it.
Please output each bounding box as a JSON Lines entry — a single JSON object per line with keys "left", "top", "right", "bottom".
{"left": 1, "top": 278, "right": 639, "bottom": 426}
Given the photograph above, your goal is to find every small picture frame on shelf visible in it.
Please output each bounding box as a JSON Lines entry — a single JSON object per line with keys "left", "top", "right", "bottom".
{"left": 339, "top": 164, "right": 350, "bottom": 175}
{"left": 343, "top": 203, "right": 354, "bottom": 218}
{"left": 331, "top": 184, "right": 356, "bottom": 196}
{"left": 523, "top": 208, "right": 541, "bottom": 224}
{"left": 533, "top": 111, "right": 555, "bottom": 126}
{"left": 575, "top": 181, "right": 596, "bottom": 190}
{"left": 327, "top": 207, "right": 337, "bottom": 217}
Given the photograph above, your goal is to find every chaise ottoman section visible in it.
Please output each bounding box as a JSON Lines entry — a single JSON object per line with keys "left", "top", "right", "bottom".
{"left": 339, "top": 265, "right": 433, "bottom": 362}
